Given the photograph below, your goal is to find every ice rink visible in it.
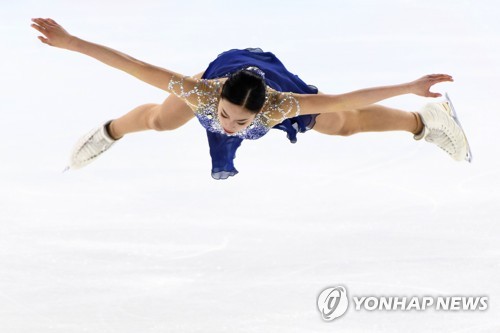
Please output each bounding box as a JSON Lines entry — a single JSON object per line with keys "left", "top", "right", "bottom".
{"left": 1, "top": 0, "right": 499, "bottom": 332}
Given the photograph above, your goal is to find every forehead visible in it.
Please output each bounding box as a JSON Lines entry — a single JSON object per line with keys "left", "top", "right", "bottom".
{"left": 219, "top": 99, "right": 255, "bottom": 116}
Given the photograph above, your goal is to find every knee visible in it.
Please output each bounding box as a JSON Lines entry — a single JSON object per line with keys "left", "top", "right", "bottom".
{"left": 150, "top": 114, "right": 168, "bottom": 131}
{"left": 336, "top": 110, "right": 361, "bottom": 136}
{"left": 337, "top": 127, "right": 357, "bottom": 137}
{"left": 147, "top": 105, "right": 173, "bottom": 131}
{"left": 313, "top": 111, "right": 361, "bottom": 136}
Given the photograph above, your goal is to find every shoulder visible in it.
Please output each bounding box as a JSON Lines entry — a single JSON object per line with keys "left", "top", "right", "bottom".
{"left": 167, "top": 75, "right": 224, "bottom": 112}
{"left": 169, "top": 75, "right": 222, "bottom": 94}
{"left": 259, "top": 87, "right": 301, "bottom": 127}
{"left": 194, "top": 78, "right": 224, "bottom": 100}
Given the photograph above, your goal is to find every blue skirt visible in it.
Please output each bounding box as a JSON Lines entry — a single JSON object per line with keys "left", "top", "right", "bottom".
{"left": 201, "top": 48, "right": 319, "bottom": 179}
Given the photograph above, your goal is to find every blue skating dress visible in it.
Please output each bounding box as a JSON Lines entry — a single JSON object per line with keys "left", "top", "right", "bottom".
{"left": 199, "top": 48, "right": 319, "bottom": 179}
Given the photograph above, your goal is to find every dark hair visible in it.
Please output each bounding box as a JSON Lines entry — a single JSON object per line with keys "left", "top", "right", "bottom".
{"left": 221, "top": 69, "right": 267, "bottom": 113}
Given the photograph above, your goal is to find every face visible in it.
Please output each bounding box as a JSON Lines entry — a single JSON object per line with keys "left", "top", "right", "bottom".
{"left": 217, "top": 98, "right": 257, "bottom": 135}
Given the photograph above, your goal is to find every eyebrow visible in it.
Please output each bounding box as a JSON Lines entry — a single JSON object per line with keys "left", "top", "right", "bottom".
{"left": 222, "top": 108, "right": 249, "bottom": 121}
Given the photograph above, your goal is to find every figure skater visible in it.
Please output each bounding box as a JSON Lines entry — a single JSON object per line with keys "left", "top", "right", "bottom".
{"left": 31, "top": 18, "right": 471, "bottom": 180}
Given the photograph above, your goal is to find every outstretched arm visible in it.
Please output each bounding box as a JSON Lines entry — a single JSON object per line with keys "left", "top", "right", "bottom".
{"left": 30, "top": 18, "right": 197, "bottom": 94}
{"left": 297, "top": 74, "right": 453, "bottom": 115}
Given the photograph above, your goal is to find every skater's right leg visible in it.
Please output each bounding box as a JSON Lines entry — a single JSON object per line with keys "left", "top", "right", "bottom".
{"left": 107, "top": 71, "right": 205, "bottom": 139}
{"left": 107, "top": 95, "right": 195, "bottom": 139}
{"left": 69, "top": 96, "right": 194, "bottom": 169}
{"left": 68, "top": 71, "right": 204, "bottom": 169}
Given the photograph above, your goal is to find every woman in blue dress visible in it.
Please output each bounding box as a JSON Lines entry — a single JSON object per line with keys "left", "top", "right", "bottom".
{"left": 31, "top": 18, "right": 471, "bottom": 179}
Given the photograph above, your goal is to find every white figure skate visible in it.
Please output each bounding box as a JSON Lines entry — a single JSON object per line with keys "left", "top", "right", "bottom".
{"left": 67, "top": 121, "right": 117, "bottom": 170}
{"left": 414, "top": 93, "right": 472, "bottom": 162}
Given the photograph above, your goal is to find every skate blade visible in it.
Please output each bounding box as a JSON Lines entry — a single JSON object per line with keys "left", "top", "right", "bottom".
{"left": 444, "top": 93, "right": 473, "bottom": 163}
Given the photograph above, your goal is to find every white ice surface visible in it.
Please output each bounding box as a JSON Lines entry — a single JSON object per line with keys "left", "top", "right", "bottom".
{"left": 1, "top": 0, "right": 499, "bottom": 332}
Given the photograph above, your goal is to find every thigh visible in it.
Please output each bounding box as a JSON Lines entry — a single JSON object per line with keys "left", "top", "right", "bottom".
{"left": 310, "top": 90, "right": 345, "bottom": 135}
{"left": 312, "top": 112, "right": 346, "bottom": 135}
{"left": 154, "top": 94, "right": 195, "bottom": 130}
{"left": 155, "top": 71, "right": 205, "bottom": 130}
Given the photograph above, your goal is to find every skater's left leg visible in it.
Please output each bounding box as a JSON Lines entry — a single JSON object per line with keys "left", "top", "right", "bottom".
{"left": 312, "top": 104, "right": 423, "bottom": 136}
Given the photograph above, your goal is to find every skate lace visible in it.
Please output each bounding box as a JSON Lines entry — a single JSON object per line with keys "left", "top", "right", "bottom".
{"left": 426, "top": 126, "right": 457, "bottom": 155}
{"left": 76, "top": 131, "right": 110, "bottom": 162}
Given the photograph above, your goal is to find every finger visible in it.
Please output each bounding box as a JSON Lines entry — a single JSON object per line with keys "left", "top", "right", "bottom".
{"left": 433, "top": 74, "right": 453, "bottom": 79}
{"left": 38, "top": 36, "right": 49, "bottom": 44}
{"left": 436, "top": 74, "right": 453, "bottom": 80}
{"left": 31, "top": 23, "right": 47, "bottom": 35}
{"left": 428, "top": 74, "right": 453, "bottom": 80}
{"left": 47, "top": 18, "right": 59, "bottom": 26}
{"left": 432, "top": 76, "right": 454, "bottom": 83}
{"left": 44, "top": 18, "right": 57, "bottom": 26}
{"left": 31, "top": 19, "right": 47, "bottom": 29}
{"left": 32, "top": 18, "right": 50, "bottom": 29}
{"left": 427, "top": 91, "right": 442, "bottom": 98}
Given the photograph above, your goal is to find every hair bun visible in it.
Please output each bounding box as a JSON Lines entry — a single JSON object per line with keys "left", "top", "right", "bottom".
{"left": 244, "top": 66, "right": 266, "bottom": 79}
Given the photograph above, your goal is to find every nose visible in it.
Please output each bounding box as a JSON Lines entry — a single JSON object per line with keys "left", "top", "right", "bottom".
{"left": 219, "top": 120, "right": 232, "bottom": 132}
{"left": 223, "top": 120, "right": 238, "bottom": 130}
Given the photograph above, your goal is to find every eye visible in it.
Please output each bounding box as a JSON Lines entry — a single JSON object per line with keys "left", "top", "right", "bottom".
{"left": 220, "top": 113, "right": 228, "bottom": 118}
{"left": 237, "top": 121, "right": 247, "bottom": 126}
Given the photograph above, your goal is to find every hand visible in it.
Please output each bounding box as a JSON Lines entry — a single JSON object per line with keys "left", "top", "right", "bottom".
{"left": 31, "top": 18, "right": 75, "bottom": 49}
{"left": 408, "top": 74, "right": 454, "bottom": 98}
